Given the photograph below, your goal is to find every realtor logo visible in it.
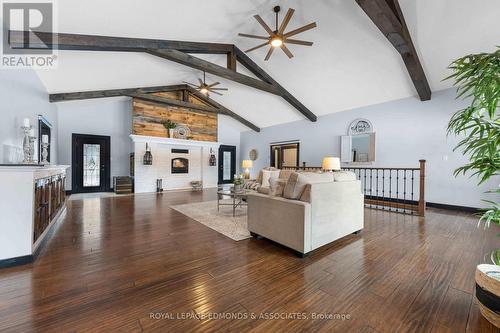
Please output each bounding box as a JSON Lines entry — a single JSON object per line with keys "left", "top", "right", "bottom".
{"left": 1, "top": 1, "right": 57, "bottom": 68}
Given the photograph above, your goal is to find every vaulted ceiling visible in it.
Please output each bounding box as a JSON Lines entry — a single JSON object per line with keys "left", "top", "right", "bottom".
{"left": 34, "top": 0, "right": 500, "bottom": 130}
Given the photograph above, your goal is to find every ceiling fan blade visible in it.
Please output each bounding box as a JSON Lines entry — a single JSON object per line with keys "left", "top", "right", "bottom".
{"left": 207, "top": 82, "right": 220, "bottom": 88}
{"left": 210, "top": 88, "right": 228, "bottom": 91}
{"left": 198, "top": 78, "right": 204, "bottom": 86}
{"left": 238, "top": 33, "right": 269, "bottom": 40}
{"left": 280, "top": 44, "right": 294, "bottom": 59}
{"left": 284, "top": 39, "right": 313, "bottom": 46}
{"left": 182, "top": 81, "right": 199, "bottom": 87}
{"left": 278, "top": 8, "right": 295, "bottom": 35}
{"left": 284, "top": 22, "right": 317, "bottom": 38}
{"left": 210, "top": 90, "right": 223, "bottom": 96}
{"left": 264, "top": 46, "right": 274, "bottom": 61}
{"left": 245, "top": 42, "right": 269, "bottom": 53}
{"left": 253, "top": 15, "right": 274, "bottom": 35}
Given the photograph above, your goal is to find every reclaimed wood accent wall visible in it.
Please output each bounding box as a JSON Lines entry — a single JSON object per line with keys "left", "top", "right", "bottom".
{"left": 132, "top": 91, "right": 218, "bottom": 142}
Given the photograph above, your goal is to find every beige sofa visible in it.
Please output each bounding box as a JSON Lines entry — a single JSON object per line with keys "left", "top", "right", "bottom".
{"left": 247, "top": 172, "right": 364, "bottom": 257}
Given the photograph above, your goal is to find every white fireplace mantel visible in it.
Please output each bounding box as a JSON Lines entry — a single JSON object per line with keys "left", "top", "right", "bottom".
{"left": 130, "top": 134, "right": 221, "bottom": 193}
{"left": 130, "top": 134, "right": 221, "bottom": 148}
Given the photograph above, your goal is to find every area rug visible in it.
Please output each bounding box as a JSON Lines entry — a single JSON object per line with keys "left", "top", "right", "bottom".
{"left": 170, "top": 200, "right": 251, "bottom": 241}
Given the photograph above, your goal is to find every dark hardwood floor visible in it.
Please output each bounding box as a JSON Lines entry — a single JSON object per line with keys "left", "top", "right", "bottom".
{"left": 0, "top": 190, "right": 498, "bottom": 332}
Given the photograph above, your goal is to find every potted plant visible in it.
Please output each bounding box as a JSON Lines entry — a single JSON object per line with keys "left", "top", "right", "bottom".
{"left": 233, "top": 174, "right": 244, "bottom": 193}
{"left": 163, "top": 120, "right": 177, "bottom": 138}
{"left": 446, "top": 47, "right": 499, "bottom": 327}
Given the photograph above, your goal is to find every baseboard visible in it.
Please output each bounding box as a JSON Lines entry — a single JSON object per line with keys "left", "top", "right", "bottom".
{"left": 66, "top": 187, "right": 113, "bottom": 196}
{"left": 0, "top": 255, "right": 33, "bottom": 269}
{"left": 426, "top": 202, "right": 480, "bottom": 213}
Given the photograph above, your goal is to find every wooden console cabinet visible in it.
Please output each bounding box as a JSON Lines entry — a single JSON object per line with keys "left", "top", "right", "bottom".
{"left": 34, "top": 173, "right": 66, "bottom": 243}
{"left": 0, "top": 165, "right": 69, "bottom": 267}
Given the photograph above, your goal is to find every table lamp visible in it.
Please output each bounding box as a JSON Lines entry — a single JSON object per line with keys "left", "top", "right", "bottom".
{"left": 322, "top": 157, "right": 340, "bottom": 172}
{"left": 242, "top": 159, "right": 253, "bottom": 179}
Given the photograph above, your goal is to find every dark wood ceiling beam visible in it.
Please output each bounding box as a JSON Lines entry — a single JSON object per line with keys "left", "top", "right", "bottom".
{"left": 129, "top": 93, "right": 221, "bottom": 113}
{"left": 9, "top": 30, "right": 316, "bottom": 122}
{"left": 49, "top": 84, "right": 260, "bottom": 132}
{"left": 233, "top": 47, "right": 318, "bottom": 121}
{"left": 186, "top": 87, "right": 260, "bottom": 132}
{"left": 355, "top": 0, "right": 431, "bottom": 101}
{"left": 49, "top": 85, "right": 187, "bottom": 102}
{"left": 9, "top": 30, "right": 233, "bottom": 54}
{"left": 146, "top": 49, "right": 280, "bottom": 95}
{"left": 227, "top": 47, "right": 237, "bottom": 71}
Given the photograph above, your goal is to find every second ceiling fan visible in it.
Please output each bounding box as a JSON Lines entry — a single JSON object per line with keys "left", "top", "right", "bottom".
{"left": 183, "top": 72, "right": 228, "bottom": 96}
{"left": 239, "top": 6, "right": 317, "bottom": 61}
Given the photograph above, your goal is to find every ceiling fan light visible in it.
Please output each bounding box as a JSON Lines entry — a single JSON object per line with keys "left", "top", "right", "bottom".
{"left": 200, "top": 87, "right": 209, "bottom": 94}
{"left": 270, "top": 37, "right": 283, "bottom": 48}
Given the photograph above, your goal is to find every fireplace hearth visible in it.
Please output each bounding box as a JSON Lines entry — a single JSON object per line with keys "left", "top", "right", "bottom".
{"left": 172, "top": 158, "right": 189, "bottom": 174}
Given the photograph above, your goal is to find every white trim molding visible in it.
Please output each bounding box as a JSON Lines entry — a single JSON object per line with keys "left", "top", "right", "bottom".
{"left": 130, "top": 134, "right": 221, "bottom": 148}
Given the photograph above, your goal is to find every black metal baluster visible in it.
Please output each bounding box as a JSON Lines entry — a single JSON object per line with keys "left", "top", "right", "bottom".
{"left": 389, "top": 170, "right": 392, "bottom": 212}
{"left": 376, "top": 169, "right": 379, "bottom": 210}
{"left": 382, "top": 169, "right": 386, "bottom": 210}
{"left": 396, "top": 170, "right": 400, "bottom": 213}
{"left": 403, "top": 170, "right": 407, "bottom": 215}
{"left": 363, "top": 169, "right": 367, "bottom": 198}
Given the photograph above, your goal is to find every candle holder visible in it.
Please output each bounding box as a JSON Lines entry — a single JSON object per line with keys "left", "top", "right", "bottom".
{"left": 29, "top": 135, "right": 36, "bottom": 164}
{"left": 41, "top": 142, "right": 49, "bottom": 164}
{"left": 21, "top": 125, "right": 34, "bottom": 164}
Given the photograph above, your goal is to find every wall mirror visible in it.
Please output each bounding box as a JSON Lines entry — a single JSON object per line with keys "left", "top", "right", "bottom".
{"left": 341, "top": 119, "right": 375, "bottom": 163}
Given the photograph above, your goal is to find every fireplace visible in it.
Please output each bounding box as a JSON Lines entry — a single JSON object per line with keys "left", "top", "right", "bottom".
{"left": 171, "top": 158, "right": 189, "bottom": 174}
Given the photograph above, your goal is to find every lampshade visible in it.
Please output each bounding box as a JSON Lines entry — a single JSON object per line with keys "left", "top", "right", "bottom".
{"left": 242, "top": 160, "right": 253, "bottom": 168}
{"left": 322, "top": 157, "right": 340, "bottom": 171}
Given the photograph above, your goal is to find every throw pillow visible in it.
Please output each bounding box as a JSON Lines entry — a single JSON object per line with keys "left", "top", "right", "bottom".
{"left": 269, "top": 177, "right": 287, "bottom": 197}
{"left": 278, "top": 169, "right": 294, "bottom": 182}
{"left": 257, "top": 167, "right": 279, "bottom": 184}
{"left": 261, "top": 169, "right": 280, "bottom": 188}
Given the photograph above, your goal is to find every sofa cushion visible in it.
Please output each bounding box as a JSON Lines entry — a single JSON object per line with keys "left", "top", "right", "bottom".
{"left": 333, "top": 171, "right": 356, "bottom": 182}
{"left": 257, "top": 186, "right": 270, "bottom": 195}
{"left": 269, "top": 177, "right": 287, "bottom": 197}
{"left": 283, "top": 172, "right": 334, "bottom": 200}
{"left": 261, "top": 169, "right": 280, "bottom": 188}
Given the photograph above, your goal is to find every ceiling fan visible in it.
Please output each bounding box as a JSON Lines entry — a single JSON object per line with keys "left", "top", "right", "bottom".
{"left": 183, "top": 72, "right": 228, "bottom": 96}
{"left": 238, "top": 6, "right": 317, "bottom": 61}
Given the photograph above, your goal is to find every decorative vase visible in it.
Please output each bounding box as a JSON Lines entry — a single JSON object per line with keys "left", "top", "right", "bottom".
{"left": 168, "top": 129, "right": 175, "bottom": 138}
{"left": 234, "top": 184, "right": 243, "bottom": 193}
{"left": 475, "top": 264, "right": 500, "bottom": 328}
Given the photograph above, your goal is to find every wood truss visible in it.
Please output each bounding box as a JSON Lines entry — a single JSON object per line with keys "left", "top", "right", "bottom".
{"left": 355, "top": 0, "right": 431, "bottom": 101}
{"left": 8, "top": 30, "right": 317, "bottom": 127}
{"left": 54, "top": 84, "right": 260, "bottom": 132}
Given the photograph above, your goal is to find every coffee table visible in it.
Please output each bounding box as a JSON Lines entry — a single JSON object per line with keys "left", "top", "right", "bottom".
{"left": 217, "top": 188, "right": 249, "bottom": 217}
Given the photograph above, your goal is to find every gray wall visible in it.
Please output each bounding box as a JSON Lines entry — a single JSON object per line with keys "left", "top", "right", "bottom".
{"left": 240, "top": 89, "right": 499, "bottom": 208}
{"left": 0, "top": 69, "right": 58, "bottom": 164}
{"left": 57, "top": 97, "right": 133, "bottom": 190}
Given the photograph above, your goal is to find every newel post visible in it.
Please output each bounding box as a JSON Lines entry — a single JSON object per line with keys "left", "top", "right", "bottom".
{"left": 418, "top": 159, "right": 426, "bottom": 216}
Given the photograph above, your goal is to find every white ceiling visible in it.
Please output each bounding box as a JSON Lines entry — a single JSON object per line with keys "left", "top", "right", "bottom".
{"left": 34, "top": 0, "right": 500, "bottom": 130}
